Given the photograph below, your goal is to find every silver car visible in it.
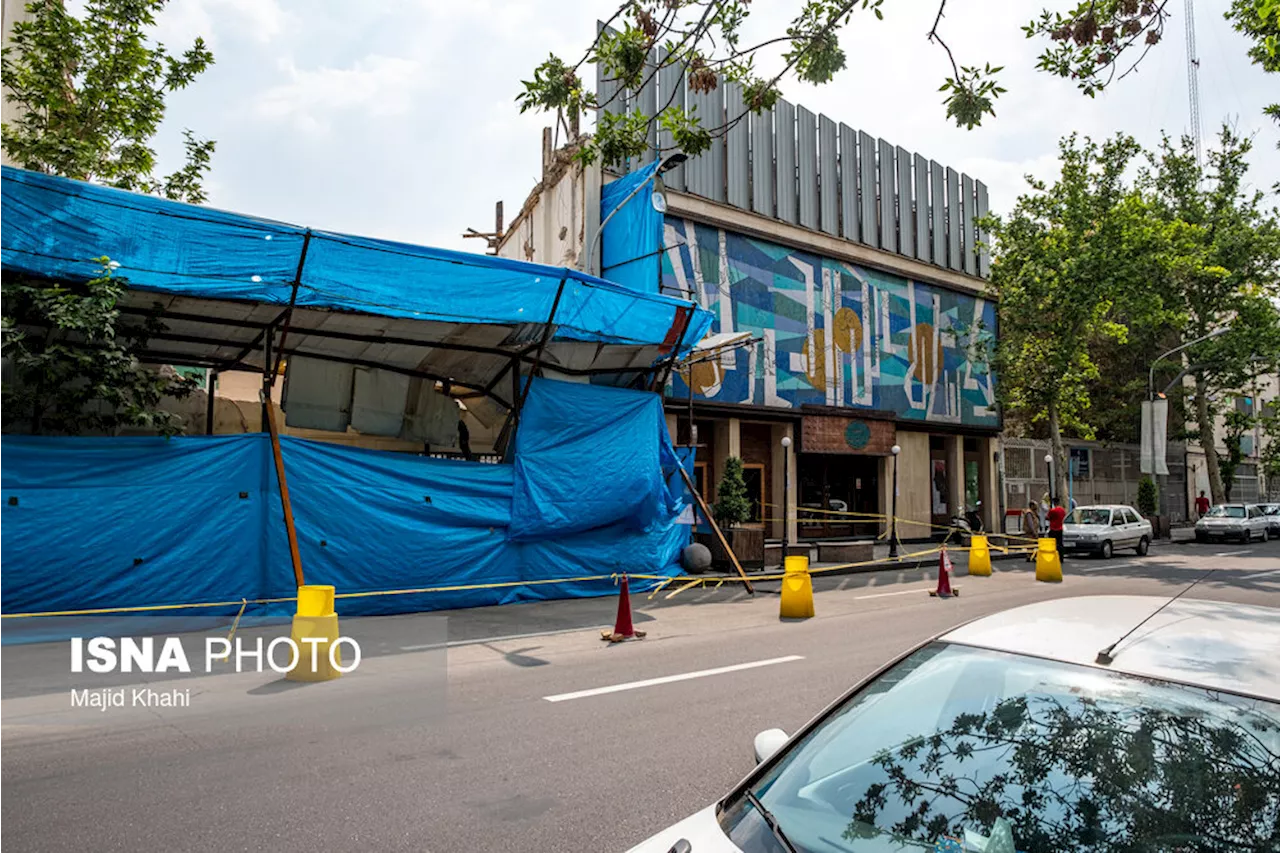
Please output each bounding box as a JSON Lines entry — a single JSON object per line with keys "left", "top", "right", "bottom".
{"left": 1257, "top": 503, "right": 1280, "bottom": 538}
{"left": 1061, "top": 504, "right": 1153, "bottom": 558}
{"left": 627, "top": 596, "right": 1280, "bottom": 853}
{"left": 1195, "top": 504, "right": 1271, "bottom": 543}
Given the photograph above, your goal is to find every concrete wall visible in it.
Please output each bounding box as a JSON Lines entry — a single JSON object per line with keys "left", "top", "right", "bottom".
{"left": 1, "top": 0, "right": 32, "bottom": 167}
{"left": 893, "top": 430, "right": 932, "bottom": 536}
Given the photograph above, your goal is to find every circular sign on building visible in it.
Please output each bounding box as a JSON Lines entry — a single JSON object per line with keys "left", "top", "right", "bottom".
{"left": 844, "top": 421, "right": 871, "bottom": 450}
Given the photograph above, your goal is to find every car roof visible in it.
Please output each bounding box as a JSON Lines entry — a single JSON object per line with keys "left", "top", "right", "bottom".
{"left": 941, "top": 595, "right": 1280, "bottom": 702}
{"left": 1072, "top": 505, "right": 1131, "bottom": 511}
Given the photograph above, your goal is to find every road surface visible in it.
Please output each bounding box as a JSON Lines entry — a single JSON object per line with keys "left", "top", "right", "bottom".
{"left": 3, "top": 540, "right": 1278, "bottom": 852}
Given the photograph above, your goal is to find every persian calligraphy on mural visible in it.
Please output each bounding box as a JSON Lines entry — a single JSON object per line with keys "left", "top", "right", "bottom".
{"left": 662, "top": 219, "right": 998, "bottom": 429}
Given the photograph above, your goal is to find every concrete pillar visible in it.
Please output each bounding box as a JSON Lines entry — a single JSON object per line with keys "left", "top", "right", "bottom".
{"left": 880, "top": 455, "right": 895, "bottom": 541}
{"left": 945, "top": 435, "right": 964, "bottom": 517}
{"left": 979, "top": 436, "right": 999, "bottom": 532}
{"left": 712, "top": 417, "right": 741, "bottom": 494}
{"left": 770, "top": 422, "right": 796, "bottom": 542}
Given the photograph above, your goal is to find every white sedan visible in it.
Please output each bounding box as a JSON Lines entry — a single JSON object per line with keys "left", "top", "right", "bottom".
{"left": 1061, "top": 504, "right": 1153, "bottom": 558}
{"left": 1195, "top": 504, "right": 1271, "bottom": 543}
{"left": 626, "top": 596, "right": 1280, "bottom": 853}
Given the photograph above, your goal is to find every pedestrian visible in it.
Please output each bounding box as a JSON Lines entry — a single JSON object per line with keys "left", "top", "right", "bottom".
{"left": 1195, "top": 490, "right": 1210, "bottom": 518}
{"left": 1023, "top": 500, "right": 1040, "bottom": 562}
{"left": 1047, "top": 499, "right": 1067, "bottom": 563}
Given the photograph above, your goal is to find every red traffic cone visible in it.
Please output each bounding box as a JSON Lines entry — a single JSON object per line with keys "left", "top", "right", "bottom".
{"left": 601, "top": 574, "right": 647, "bottom": 642}
{"left": 929, "top": 547, "right": 959, "bottom": 598}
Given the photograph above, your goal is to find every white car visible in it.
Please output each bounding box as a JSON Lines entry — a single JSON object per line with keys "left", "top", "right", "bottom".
{"left": 627, "top": 596, "right": 1280, "bottom": 853}
{"left": 1195, "top": 503, "right": 1271, "bottom": 543}
{"left": 1060, "top": 504, "right": 1153, "bottom": 558}
{"left": 1257, "top": 503, "right": 1280, "bottom": 538}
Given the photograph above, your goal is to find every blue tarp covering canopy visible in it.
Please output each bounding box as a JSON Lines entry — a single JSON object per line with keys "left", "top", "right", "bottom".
{"left": 0, "top": 379, "right": 696, "bottom": 634}
{"left": 0, "top": 167, "right": 712, "bottom": 402}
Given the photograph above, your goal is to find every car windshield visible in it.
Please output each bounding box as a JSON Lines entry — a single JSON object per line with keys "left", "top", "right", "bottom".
{"left": 1068, "top": 508, "right": 1110, "bottom": 525}
{"left": 1206, "top": 505, "right": 1247, "bottom": 518}
{"left": 720, "top": 643, "right": 1280, "bottom": 853}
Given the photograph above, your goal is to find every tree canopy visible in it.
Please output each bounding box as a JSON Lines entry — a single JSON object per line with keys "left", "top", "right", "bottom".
{"left": 518, "top": 0, "right": 1280, "bottom": 169}
{"left": 1, "top": 0, "right": 216, "bottom": 435}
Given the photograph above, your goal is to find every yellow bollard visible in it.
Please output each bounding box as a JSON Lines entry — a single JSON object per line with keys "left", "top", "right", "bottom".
{"left": 1034, "top": 538, "right": 1063, "bottom": 583}
{"left": 780, "top": 555, "right": 815, "bottom": 619}
{"left": 286, "top": 584, "right": 343, "bottom": 682}
{"left": 968, "top": 534, "right": 992, "bottom": 577}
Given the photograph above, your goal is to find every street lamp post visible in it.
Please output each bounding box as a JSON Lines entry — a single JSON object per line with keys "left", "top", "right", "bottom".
{"left": 586, "top": 152, "right": 688, "bottom": 278}
{"left": 781, "top": 435, "right": 793, "bottom": 564}
{"left": 889, "top": 444, "right": 901, "bottom": 558}
{"left": 1147, "top": 327, "right": 1229, "bottom": 518}
{"left": 1045, "top": 453, "right": 1056, "bottom": 506}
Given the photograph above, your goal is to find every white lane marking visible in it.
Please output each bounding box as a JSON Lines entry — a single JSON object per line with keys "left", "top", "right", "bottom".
{"left": 402, "top": 626, "right": 592, "bottom": 651}
{"left": 543, "top": 655, "right": 805, "bottom": 703}
{"left": 854, "top": 588, "right": 924, "bottom": 600}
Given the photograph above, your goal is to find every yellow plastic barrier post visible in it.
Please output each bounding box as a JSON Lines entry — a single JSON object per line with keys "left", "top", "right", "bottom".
{"left": 968, "top": 534, "right": 992, "bottom": 577}
{"left": 1034, "top": 538, "right": 1063, "bottom": 583}
{"left": 780, "top": 556, "right": 815, "bottom": 619}
{"left": 286, "top": 584, "right": 342, "bottom": 682}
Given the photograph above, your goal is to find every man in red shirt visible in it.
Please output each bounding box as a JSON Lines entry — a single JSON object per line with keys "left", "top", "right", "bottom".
{"left": 1195, "top": 491, "right": 1211, "bottom": 518}
{"left": 1047, "top": 500, "right": 1067, "bottom": 562}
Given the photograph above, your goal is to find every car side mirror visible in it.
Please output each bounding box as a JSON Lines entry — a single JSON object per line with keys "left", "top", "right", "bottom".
{"left": 753, "top": 728, "right": 789, "bottom": 764}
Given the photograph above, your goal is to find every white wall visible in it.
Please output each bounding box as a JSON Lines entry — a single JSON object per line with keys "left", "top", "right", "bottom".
{"left": 2, "top": 0, "right": 33, "bottom": 167}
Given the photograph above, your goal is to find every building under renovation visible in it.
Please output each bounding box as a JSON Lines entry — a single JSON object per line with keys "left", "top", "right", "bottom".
{"left": 497, "top": 39, "right": 1001, "bottom": 547}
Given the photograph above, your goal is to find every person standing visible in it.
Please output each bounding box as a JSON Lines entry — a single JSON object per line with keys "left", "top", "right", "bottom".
{"left": 1195, "top": 490, "right": 1210, "bottom": 518}
{"left": 1047, "top": 500, "right": 1067, "bottom": 563}
{"left": 1023, "top": 500, "right": 1041, "bottom": 562}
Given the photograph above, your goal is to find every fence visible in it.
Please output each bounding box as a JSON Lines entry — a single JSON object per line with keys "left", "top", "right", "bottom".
{"left": 1001, "top": 438, "right": 1190, "bottom": 523}
{"left": 598, "top": 23, "right": 991, "bottom": 279}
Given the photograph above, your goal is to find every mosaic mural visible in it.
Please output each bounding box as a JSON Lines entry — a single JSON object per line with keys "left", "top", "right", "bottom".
{"left": 663, "top": 219, "right": 999, "bottom": 428}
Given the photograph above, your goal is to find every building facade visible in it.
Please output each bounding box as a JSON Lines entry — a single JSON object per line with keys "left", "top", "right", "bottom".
{"left": 497, "top": 48, "right": 1000, "bottom": 545}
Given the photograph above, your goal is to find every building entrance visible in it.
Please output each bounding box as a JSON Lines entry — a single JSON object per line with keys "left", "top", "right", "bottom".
{"left": 797, "top": 454, "right": 880, "bottom": 539}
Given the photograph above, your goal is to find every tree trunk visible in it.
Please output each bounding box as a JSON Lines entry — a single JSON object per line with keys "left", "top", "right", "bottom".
{"left": 1047, "top": 398, "right": 1068, "bottom": 506}
{"left": 1195, "top": 371, "right": 1225, "bottom": 504}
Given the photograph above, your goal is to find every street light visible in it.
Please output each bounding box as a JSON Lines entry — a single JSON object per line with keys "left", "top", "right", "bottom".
{"left": 1146, "top": 326, "right": 1229, "bottom": 518}
{"left": 781, "top": 435, "right": 792, "bottom": 564}
{"left": 889, "top": 444, "right": 901, "bottom": 558}
{"left": 586, "top": 152, "right": 689, "bottom": 277}
{"left": 1045, "top": 453, "right": 1056, "bottom": 505}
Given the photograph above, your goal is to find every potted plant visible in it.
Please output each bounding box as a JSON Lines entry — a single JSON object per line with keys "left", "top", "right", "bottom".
{"left": 706, "top": 457, "right": 765, "bottom": 568}
{"left": 1137, "top": 476, "right": 1165, "bottom": 539}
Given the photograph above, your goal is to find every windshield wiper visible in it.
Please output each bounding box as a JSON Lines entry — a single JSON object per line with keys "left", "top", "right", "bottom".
{"left": 743, "top": 790, "right": 799, "bottom": 853}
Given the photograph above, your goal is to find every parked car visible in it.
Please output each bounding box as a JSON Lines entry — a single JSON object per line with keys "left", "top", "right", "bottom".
{"left": 1195, "top": 503, "right": 1270, "bottom": 543}
{"left": 1258, "top": 503, "right": 1280, "bottom": 538}
{"left": 627, "top": 596, "right": 1280, "bottom": 853}
{"left": 1060, "top": 504, "right": 1152, "bottom": 558}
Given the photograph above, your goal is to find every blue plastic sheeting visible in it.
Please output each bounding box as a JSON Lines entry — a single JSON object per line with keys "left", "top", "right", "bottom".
{"left": 0, "top": 382, "right": 694, "bottom": 630}
{"left": 510, "top": 379, "right": 671, "bottom": 539}
{"left": 0, "top": 166, "right": 712, "bottom": 353}
{"left": 600, "top": 161, "right": 662, "bottom": 294}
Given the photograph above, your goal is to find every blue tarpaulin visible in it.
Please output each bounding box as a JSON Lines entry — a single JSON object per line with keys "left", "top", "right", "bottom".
{"left": 0, "top": 380, "right": 694, "bottom": 628}
{"left": 600, "top": 161, "right": 662, "bottom": 294}
{"left": 0, "top": 166, "right": 711, "bottom": 352}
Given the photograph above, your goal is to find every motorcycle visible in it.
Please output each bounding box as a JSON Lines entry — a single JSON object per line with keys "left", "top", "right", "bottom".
{"left": 948, "top": 502, "right": 985, "bottom": 544}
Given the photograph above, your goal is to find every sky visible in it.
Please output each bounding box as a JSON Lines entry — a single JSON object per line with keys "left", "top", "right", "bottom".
{"left": 150, "top": 0, "right": 1279, "bottom": 253}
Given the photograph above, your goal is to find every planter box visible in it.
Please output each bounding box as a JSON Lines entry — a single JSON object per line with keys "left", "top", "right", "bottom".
{"left": 695, "top": 528, "right": 765, "bottom": 569}
{"left": 1144, "top": 514, "right": 1169, "bottom": 539}
{"left": 764, "top": 543, "right": 812, "bottom": 568}
{"left": 817, "top": 541, "right": 875, "bottom": 564}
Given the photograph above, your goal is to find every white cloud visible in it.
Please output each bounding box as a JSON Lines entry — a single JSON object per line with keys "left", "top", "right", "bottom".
{"left": 159, "top": 0, "right": 288, "bottom": 47}
{"left": 252, "top": 56, "right": 427, "bottom": 133}
{"left": 151, "top": 0, "right": 1276, "bottom": 255}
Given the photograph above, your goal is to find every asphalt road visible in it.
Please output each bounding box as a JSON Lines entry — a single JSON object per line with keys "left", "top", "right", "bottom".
{"left": 3, "top": 539, "right": 1278, "bottom": 853}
